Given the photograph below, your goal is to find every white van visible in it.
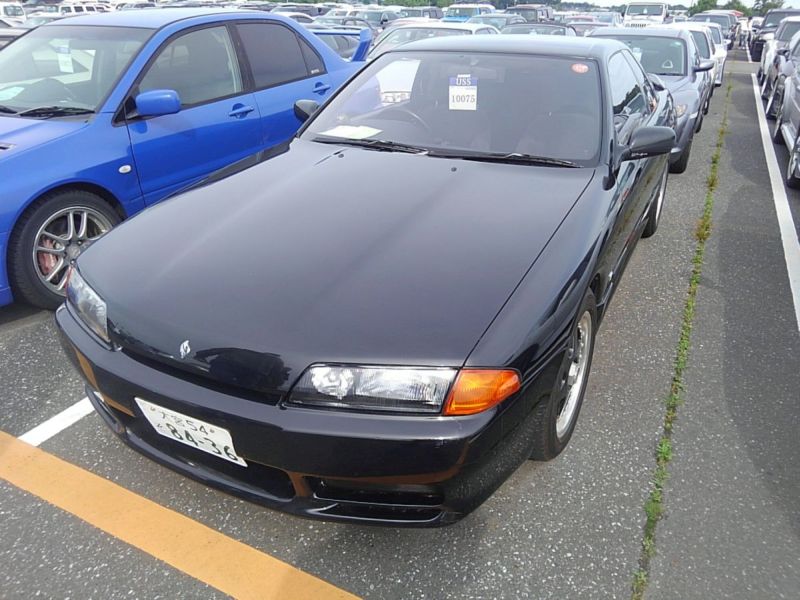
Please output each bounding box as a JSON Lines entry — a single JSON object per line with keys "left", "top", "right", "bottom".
{"left": 60, "top": 3, "right": 98, "bottom": 15}
{"left": 0, "top": 2, "right": 26, "bottom": 25}
{"left": 623, "top": 2, "right": 669, "bottom": 27}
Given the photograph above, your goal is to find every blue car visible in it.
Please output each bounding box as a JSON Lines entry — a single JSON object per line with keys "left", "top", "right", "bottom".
{"left": 0, "top": 9, "right": 368, "bottom": 308}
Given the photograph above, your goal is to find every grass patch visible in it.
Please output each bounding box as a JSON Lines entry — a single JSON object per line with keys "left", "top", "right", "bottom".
{"left": 630, "top": 80, "right": 733, "bottom": 600}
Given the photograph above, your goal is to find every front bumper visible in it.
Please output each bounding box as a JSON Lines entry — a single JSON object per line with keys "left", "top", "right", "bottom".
{"left": 56, "top": 305, "right": 563, "bottom": 527}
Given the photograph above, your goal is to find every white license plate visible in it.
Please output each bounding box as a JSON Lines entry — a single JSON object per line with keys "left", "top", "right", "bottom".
{"left": 135, "top": 398, "right": 247, "bottom": 467}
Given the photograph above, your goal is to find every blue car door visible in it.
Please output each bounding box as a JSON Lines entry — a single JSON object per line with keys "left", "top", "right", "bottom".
{"left": 234, "top": 22, "right": 335, "bottom": 148}
{"left": 126, "top": 25, "right": 263, "bottom": 205}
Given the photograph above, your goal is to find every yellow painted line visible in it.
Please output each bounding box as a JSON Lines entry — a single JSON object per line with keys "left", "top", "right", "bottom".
{"left": 0, "top": 431, "right": 358, "bottom": 600}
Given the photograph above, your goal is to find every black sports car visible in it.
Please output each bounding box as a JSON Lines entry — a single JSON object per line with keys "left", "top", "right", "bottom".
{"left": 590, "top": 27, "right": 714, "bottom": 173}
{"left": 58, "top": 37, "right": 675, "bottom": 527}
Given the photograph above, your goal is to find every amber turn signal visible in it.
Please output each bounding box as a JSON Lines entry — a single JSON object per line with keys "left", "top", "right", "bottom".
{"left": 443, "top": 369, "right": 521, "bottom": 416}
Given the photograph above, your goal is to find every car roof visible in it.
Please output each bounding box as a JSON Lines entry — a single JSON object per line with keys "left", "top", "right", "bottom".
{"left": 666, "top": 22, "right": 713, "bottom": 35}
{"left": 397, "top": 34, "right": 624, "bottom": 59}
{"left": 780, "top": 16, "right": 800, "bottom": 23}
{"left": 590, "top": 26, "right": 689, "bottom": 40}
{"left": 391, "top": 21, "right": 494, "bottom": 32}
{"left": 39, "top": 7, "right": 249, "bottom": 28}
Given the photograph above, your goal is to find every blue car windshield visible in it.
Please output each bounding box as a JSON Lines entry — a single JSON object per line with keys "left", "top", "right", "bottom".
{"left": 302, "top": 51, "right": 602, "bottom": 165}
{"left": 0, "top": 25, "right": 151, "bottom": 114}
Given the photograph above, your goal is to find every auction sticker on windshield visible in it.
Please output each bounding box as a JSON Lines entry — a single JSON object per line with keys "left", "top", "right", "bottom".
{"left": 320, "top": 125, "right": 382, "bottom": 139}
{"left": 449, "top": 74, "right": 477, "bottom": 111}
{"left": 135, "top": 398, "right": 247, "bottom": 467}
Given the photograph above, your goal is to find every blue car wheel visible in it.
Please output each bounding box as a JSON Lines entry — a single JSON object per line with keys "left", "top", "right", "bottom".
{"left": 8, "top": 190, "right": 120, "bottom": 309}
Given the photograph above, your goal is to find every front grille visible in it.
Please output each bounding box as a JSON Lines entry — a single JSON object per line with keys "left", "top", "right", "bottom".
{"left": 625, "top": 22, "right": 651, "bottom": 28}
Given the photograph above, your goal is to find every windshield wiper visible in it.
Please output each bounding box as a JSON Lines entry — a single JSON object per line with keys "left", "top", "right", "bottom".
{"left": 16, "top": 106, "right": 95, "bottom": 118}
{"left": 429, "top": 150, "right": 579, "bottom": 168}
{"left": 312, "top": 136, "right": 430, "bottom": 155}
{"left": 0, "top": 105, "right": 17, "bottom": 114}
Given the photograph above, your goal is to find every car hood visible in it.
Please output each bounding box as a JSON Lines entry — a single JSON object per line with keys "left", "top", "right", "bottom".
{"left": 660, "top": 75, "right": 695, "bottom": 94}
{"left": 0, "top": 116, "right": 88, "bottom": 158}
{"left": 80, "top": 139, "right": 595, "bottom": 395}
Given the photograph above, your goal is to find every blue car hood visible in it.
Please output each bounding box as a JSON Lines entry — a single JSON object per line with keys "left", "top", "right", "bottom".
{"left": 0, "top": 116, "right": 88, "bottom": 157}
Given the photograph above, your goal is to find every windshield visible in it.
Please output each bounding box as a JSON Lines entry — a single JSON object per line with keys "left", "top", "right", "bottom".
{"left": 445, "top": 7, "right": 479, "bottom": 17}
{"left": 502, "top": 24, "right": 567, "bottom": 35}
{"left": 626, "top": 4, "right": 665, "bottom": 17}
{"left": 690, "top": 30, "right": 710, "bottom": 58}
{"left": 0, "top": 25, "right": 151, "bottom": 114}
{"left": 604, "top": 36, "right": 686, "bottom": 76}
{"left": 506, "top": 8, "right": 538, "bottom": 20}
{"left": 3, "top": 5, "right": 23, "bottom": 16}
{"left": 763, "top": 11, "right": 796, "bottom": 29}
{"left": 469, "top": 16, "right": 510, "bottom": 28}
{"left": 778, "top": 22, "right": 800, "bottom": 41}
{"left": 593, "top": 14, "right": 616, "bottom": 24}
{"left": 399, "top": 8, "right": 423, "bottom": 17}
{"left": 690, "top": 14, "right": 729, "bottom": 29}
{"left": 302, "top": 51, "right": 602, "bottom": 165}
{"left": 355, "top": 10, "right": 383, "bottom": 24}
{"left": 571, "top": 23, "right": 601, "bottom": 36}
{"left": 371, "top": 28, "right": 470, "bottom": 56}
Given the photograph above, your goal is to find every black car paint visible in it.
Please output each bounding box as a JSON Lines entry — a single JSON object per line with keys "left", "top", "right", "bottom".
{"left": 58, "top": 38, "right": 674, "bottom": 526}
{"left": 590, "top": 28, "right": 707, "bottom": 165}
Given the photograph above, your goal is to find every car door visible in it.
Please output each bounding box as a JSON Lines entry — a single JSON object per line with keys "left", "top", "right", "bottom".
{"left": 126, "top": 25, "right": 262, "bottom": 206}
{"left": 235, "top": 22, "right": 334, "bottom": 148}
{"left": 604, "top": 51, "right": 657, "bottom": 287}
{"left": 785, "top": 48, "right": 800, "bottom": 142}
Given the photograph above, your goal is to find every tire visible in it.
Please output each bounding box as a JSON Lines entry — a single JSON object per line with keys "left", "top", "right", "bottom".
{"left": 761, "top": 73, "right": 772, "bottom": 99}
{"left": 772, "top": 100, "right": 786, "bottom": 145}
{"left": 786, "top": 138, "right": 800, "bottom": 189}
{"left": 7, "top": 190, "right": 120, "bottom": 309}
{"left": 642, "top": 162, "right": 669, "bottom": 238}
{"left": 766, "top": 81, "right": 782, "bottom": 120}
{"left": 669, "top": 138, "right": 692, "bottom": 174}
{"left": 529, "top": 290, "right": 597, "bottom": 461}
{"left": 695, "top": 112, "right": 703, "bottom": 133}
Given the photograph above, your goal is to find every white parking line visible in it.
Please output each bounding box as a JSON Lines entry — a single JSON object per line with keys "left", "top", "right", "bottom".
{"left": 18, "top": 397, "right": 93, "bottom": 447}
{"left": 751, "top": 74, "right": 800, "bottom": 332}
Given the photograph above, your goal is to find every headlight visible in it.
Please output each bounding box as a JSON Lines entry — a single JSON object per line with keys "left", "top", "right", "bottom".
{"left": 66, "top": 269, "right": 109, "bottom": 343}
{"left": 675, "top": 103, "right": 688, "bottom": 118}
{"left": 289, "top": 365, "right": 520, "bottom": 415}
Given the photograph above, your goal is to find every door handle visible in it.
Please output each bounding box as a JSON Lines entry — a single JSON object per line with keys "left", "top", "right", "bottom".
{"left": 313, "top": 82, "right": 332, "bottom": 95}
{"left": 228, "top": 104, "right": 255, "bottom": 118}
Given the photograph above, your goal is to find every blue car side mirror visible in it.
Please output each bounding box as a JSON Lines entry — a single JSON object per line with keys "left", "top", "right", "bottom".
{"left": 135, "top": 89, "right": 181, "bottom": 117}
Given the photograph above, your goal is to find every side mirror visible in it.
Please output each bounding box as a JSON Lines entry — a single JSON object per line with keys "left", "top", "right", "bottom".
{"left": 777, "top": 47, "right": 790, "bottom": 57}
{"left": 620, "top": 126, "right": 675, "bottom": 161}
{"left": 135, "top": 89, "right": 181, "bottom": 117}
{"left": 294, "top": 99, "right": 320, "bottom": 122}
{"left": 649, "top": 74, "right": 667, "bottom": 91}
{"left": 694, "top": 59, "right": 716, "bottom": 73}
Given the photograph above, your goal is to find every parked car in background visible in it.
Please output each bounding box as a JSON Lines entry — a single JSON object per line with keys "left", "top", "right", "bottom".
{"left": 398, "top": 6, "right": 442, "bottom": 20}
{"left": 280, "top": 12, "right": 314, "bottom": 24}
{"left": 590, "top": 11, "right": 623, "bottom": 27}
{"left": 570, "top": 20, "right": 608, "bottom": 37}
{"left": 667, "top": 21, "right": 717, "bottom": 103}
{"left": 0, "top": 9, "right": 368, "bottom": 309}
{"left": 57, "top": 35, "right": 675, "bottom": 527}
{"left": 759, "top": 16, "right": 800, "bottom": 91}
{"left": 501, "top": 22, "right": 576, "bottom": 36}
{"left": 702, "top": 22, "right": 727, "bottom": 87}
{"left": 503, "top": 4, "right": 553, "bottom": 23}
{"left": 353, "top": 8, "right": 399, "bottom": 31}
{"left": 369, "top": 21, "right": 498, "bottom": 58}
{"left": 751, "top": 9, "right": 800, "bottom": 61}
{"left": 623, "top": 2, "right": 669, "bottom": 28}
{"left": 467, "top": 13, "right": 525, "bottom": 30}
{"left": 313, "top": 15, "right": 377, "bottom": 36}
{"left": 771, "top": 55, "right": 800, "bottom": 187}
{"left": 590, "top": 27, "right": 713, "bottom": 172}
{"left": 442, "top": 3, "right": 493, "bottom": 23}
{"left": 764, "top": 31, "right": 800, "bottom": 120}
{"left": 306, "top": 25, "right": 368, "bottom": 59}
{"left": 0, "top": 1, "right": 25, "bottom": 24}
{"left": 690, "top": 12, "right": 735, "bottom": 50}
{"left": 22, "top": 3, "right": 59, "bottom": 15}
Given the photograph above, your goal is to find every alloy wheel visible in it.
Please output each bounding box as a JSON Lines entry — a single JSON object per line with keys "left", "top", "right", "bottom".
{"left": 556, "top": 311, "right": 593, "bottom": 439}
{"left": 32, "top": 206, "right": 114, "bottom": 295}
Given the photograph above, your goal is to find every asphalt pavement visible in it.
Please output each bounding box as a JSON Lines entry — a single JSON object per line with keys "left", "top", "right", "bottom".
{"left": 0, "top": 50, "right": 798, "bottom": 599}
